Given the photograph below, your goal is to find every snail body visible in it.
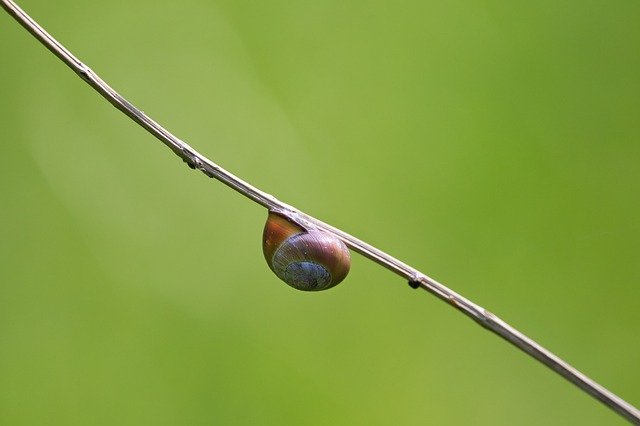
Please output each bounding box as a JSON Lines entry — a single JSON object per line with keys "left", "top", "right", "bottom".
{"left": 262, "top": 212, "right": 351, "bottom": 291}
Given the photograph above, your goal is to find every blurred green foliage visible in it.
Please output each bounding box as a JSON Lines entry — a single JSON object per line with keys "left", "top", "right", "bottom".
{"left": 1, "top": 0, "right": 639, "bottom": 424}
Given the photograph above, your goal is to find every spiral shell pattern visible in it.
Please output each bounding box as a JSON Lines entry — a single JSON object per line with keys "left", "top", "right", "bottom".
{"left": 263, "top": 212, "right": 351, "bottom": 291}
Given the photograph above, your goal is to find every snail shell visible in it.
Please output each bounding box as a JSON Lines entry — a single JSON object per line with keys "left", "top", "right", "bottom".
{"left": 262, "top": 212, "right": 351, "bottom": 291}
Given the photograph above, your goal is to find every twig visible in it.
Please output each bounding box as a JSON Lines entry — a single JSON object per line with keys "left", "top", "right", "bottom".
{"left": 2, "top": 0, "right": 638, "bottom": 423}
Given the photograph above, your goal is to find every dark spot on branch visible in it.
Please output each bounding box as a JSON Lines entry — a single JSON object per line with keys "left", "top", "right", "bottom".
{"left": 183, "top": 158, "right": 196, "bottom": 169}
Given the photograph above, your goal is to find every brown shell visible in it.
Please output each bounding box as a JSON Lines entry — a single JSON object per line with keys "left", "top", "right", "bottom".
{"left": 262, "top": 212, "right": 351, "bottom": 291}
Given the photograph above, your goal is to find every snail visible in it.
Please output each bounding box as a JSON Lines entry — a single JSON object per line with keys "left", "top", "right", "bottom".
{"left": 262, "top": 212, "right": 351, "bottom": 291}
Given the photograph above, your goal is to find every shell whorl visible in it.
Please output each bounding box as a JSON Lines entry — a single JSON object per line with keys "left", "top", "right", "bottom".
{"left": 262, "top": 212, "right": 351, "bottom": 291}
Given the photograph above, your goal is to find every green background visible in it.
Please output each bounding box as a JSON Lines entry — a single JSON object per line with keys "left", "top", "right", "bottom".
{"left": 1, "top": 1, "right": 639, "bottom": 424}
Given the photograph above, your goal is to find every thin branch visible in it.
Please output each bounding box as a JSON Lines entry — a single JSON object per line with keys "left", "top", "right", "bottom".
{"left": 2, "top": 1, "right": 638, "bottom": 423}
